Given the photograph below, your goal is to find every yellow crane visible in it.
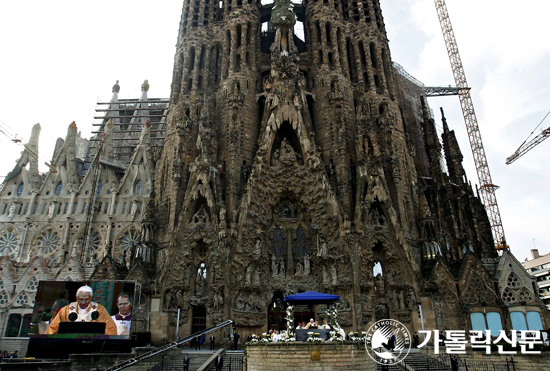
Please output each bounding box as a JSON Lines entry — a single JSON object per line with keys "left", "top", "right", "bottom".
{"left": 433, "top": 0, "right": 507, "bottom": 250}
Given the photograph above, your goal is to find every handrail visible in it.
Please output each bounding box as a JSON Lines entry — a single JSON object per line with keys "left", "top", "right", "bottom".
{"left": 104, "top": 319, "right": 233, "bottom": 371}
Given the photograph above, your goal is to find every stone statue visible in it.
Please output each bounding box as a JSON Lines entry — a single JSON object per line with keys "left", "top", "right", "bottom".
{"left": 303, "top": 254, "right": 311, "bottom": 276}
{"left": 375, "top": 303, "right": 389, "bottom": 320}
{"left": 212, "top": 286, "right": 223, "bottom": 311}
{"left": 295, "top": 261, "right": 303, "bottom": 276}
{"left": 270, "top": 0, "right": 295, "bottom": 56}
{"left": 254, "top": 239, "right": 262, "bottom": 257}
{"left": 375, "top": 274, "right": 385, "bottom": 296}
{"left": 323, "top": 266, "right": 329, "bottom": 285}
{"left": 406, "top": 288, "right": 416, "bottom": 309}
{"left": 112, "top": 80, "right": 120, "bottom": 93}
{"left": 8, "top": 203, "right": 16, "bottom": 220}
{"left": 196, "top": 263, "right": 207, "bottom": 291}
{"left": 317, "top": 240, "right": 328, "bottom": 257}
{"left": 141, "top": 79, "right": 150, "bottom": 92}
{"left": 399, "top": 290, "right": 406, "bottom": 309}
{"left": 253, "top": 268, "right": 261, "bottom": 286}
{"left": 392, "top": 290, "right": 400, "bottom": 310}
{"left": 271, "top": 255, "right": 278, "bottom": 276}
{"left": 279, "top": 258, "right": 285, "bottom": 276}
{"left": 130, "top": 202, "right": 138, "bottom": 221}
{"left": 48, "top": 202, "right": 55, "bottom": 219}
{"left": 245, "top": 265, "right": 252, "bottom": 285}
{"left": 330, "top": 265, "right": 337, "bottom": 285}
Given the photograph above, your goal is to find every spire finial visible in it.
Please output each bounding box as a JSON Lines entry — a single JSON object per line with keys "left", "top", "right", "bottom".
{"left": 141, "top": 79, "right": 150, "bottom": 92}
{"left": 112, "top": 80, "right": 120, "bottom": 93}
{"left": 440, "top": 107, "right": 449, "bottom": 132}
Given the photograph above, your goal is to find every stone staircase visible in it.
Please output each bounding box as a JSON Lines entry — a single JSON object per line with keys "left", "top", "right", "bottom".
{"left": 152, "top": 350, "right": 216, "bottom": 370}
{"left": 374, "top": 349, "right": 450, "bottom": 371}
{"left": 149, "top": 349, "right": 244, "bottom": 371}
{"left": 399, "top": 351, "right": 450, "bottom": 371}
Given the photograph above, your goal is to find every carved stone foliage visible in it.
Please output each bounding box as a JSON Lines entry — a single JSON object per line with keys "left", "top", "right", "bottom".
{"left": 460, "top": 257, "right": 499, "bottom": 306}
{"left": 233, "top": 289, "right": 266, "bottom": 327}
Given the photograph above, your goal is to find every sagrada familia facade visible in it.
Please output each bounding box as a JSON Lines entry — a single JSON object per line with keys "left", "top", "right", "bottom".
{"left": 0, "top": 0, "right": 548, "bottom": 350}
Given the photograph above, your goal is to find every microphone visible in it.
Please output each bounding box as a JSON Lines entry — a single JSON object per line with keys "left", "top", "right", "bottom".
{"left": 91, "top": 311, "right": 99, "bottom": 321}
{"left": 68, "top": 313, "right": 77, "bottom": 322}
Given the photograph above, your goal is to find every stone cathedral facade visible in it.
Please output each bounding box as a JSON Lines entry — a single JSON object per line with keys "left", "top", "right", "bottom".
{"left": 149, "top": 0, "right": 548, "bottom": 340}
{"left": 0, "top": 0, "right": 548, "bottom": 351}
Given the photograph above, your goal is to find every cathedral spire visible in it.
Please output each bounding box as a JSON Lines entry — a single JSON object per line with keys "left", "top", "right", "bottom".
{"left": 441, "top": 107, "right": 466, "bottom": 185}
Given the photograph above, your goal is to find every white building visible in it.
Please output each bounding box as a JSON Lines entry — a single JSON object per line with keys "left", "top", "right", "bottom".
{"left": 522, "top": 249, "right": 550, "bottom": 310}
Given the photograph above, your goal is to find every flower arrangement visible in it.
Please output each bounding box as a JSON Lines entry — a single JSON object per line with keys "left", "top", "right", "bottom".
{"left": 260, "top": 332, "right": 272, "bottom": 343}
{"left": 347, "top": 331, "right": 367, "bottom": 342}
{"left": 250, "top": 334, "right": 260, "bottom": 343}
{"left": 307, "top": 331, "right": 324, "bottom": 342}
{"left": 326, "top": 303, "right": 340, "bottom": 329}
{"left": 328, "top": 330, "right": 344, "bottom": 342}
{"left": 280, "top": 330, "right": 296, "bottom": 342}
{"left": 284, "top": 304, "right": 294, "bottom": 334}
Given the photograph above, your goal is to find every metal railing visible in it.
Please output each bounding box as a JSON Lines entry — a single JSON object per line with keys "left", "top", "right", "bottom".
{"left": 104, "top": 320, "right": 233, "bottom": 371}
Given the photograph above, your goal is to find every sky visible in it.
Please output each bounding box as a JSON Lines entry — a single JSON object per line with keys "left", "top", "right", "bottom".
{"left": 0, "top": 0, "right": 548, "bottom": 262}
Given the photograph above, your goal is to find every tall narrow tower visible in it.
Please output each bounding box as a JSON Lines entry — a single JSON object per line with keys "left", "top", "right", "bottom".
{"left": 151, "top": 0, "right": 498, "bottom": 338}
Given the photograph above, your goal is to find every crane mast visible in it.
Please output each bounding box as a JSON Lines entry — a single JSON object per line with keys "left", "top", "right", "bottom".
{"left": 434, "top": 0, "right": 507, "bottom": 250}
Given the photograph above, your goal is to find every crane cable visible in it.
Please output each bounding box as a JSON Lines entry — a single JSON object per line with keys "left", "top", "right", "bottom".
{"left": 0, "top": 118, "right": 54, "bottom": 173}
{"left": 513, "top": 108, "right": 550, "bottom": 152}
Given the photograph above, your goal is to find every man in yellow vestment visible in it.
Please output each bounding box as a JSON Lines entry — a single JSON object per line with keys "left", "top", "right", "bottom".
{"left": 46, "top": 285, "right": 117, "bottom": 335}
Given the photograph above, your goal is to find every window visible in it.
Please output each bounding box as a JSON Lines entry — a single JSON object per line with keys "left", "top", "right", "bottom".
{"left": 470, "top": 312, "right": 486, "bottom": 332}
{"left": 470, "top": 312, "right": 503, "bottom": 335}
{"left": 4, "top": 313, "right": 31, "bottom": 337}
{"left": 510, "top": 311, "right": 527, "bottom": 331}
{"left": 135, "top": 181, "right": 142, "bottom": 196}
{"left": 55, "top": 182, "right": 63, "bottom": 196}
{"left": 96, "top": 181, "right": 102, "bottom": 195}
{"left": 17, "top": 183, "right": 24, "bottom": 197}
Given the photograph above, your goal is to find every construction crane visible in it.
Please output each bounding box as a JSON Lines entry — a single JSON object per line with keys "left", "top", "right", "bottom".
{"left": 434, "top": 0, "right": 507, "bottom": 250}
{"left": 506, "top": 110, "right": 550, "bottom": 164}
{"left": 0, "top": 119, "right": 56, "bottom": 174}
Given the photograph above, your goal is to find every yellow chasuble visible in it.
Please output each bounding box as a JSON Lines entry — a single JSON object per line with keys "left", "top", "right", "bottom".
{"left": 46, "top": 301, "right": 117, "bottom": 335}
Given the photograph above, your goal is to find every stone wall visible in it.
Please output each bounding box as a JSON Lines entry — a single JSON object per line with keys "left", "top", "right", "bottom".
{"left": 420, "top": 346, "right": 550, "bottom": 371}
{"left": 245, "top": 342, "right": 376, "bottom": 371}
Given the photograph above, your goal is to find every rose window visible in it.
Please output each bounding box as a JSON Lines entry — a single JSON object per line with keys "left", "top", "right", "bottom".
{"left": 38, "top": 230, "right": 60, "bottom": 264}
{"left": 80, "top": 231, "right": 102, "bottom": 264}
{"left": 462, "top": 290, "right": 478, "bottom": 305}
{"left": 471, "top": 277, "right": 483, "bottom": 289}
{"left": 478, "top": 290, "right": 492, "bottom": 304}
{"left": 519, "top": 289, "right": 533, "bottom": 302}
{"left": 0, "top": 232, "right": 19, "bottom": 260}
{"left": 507, "top": 273, "right": 520, "bottom": 289}
{"left": 26, "top": 277, "right": 39, "bottom": 292}
{"left": 502, "top": 287, "right": 516, "bottom": 303}
{"left": 117, "top": 230, "right": 140, "bottom": 262}
{"left": 0, "top": 291, "right": 9, "bottom": 306}
{"left": 16, "top": 292, "right": 29, "bottom": 306}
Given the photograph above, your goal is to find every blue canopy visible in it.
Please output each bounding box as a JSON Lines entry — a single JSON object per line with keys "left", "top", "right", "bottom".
{"left": 283, "top": 291, "right": 340, "bottom": 304}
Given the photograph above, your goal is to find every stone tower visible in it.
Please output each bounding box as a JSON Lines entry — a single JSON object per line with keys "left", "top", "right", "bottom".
{"left": 150, "top": 0, "right": 544, "bottom": 340}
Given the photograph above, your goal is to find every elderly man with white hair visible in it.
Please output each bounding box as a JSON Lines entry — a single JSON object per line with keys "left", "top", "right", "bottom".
{"left": 46, "top": 285, "right": 117, "bottom": 335}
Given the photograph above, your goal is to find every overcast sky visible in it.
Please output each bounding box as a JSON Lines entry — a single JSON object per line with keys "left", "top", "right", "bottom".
{"left": 0, "top": 0, "right": 548, "bottom": 262}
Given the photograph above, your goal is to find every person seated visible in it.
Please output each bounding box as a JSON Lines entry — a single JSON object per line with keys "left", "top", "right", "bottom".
{"left": 295, "top": 322, "right": 302, "bottom": 330}
{"left": 305, "top": 318, "right": 318, "bottom": 329}
{"left": 46, "top": 285, "right": 117, "bottom": 335}
{"left": 320, "top": 319, "right": 331, "bottom": 329}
